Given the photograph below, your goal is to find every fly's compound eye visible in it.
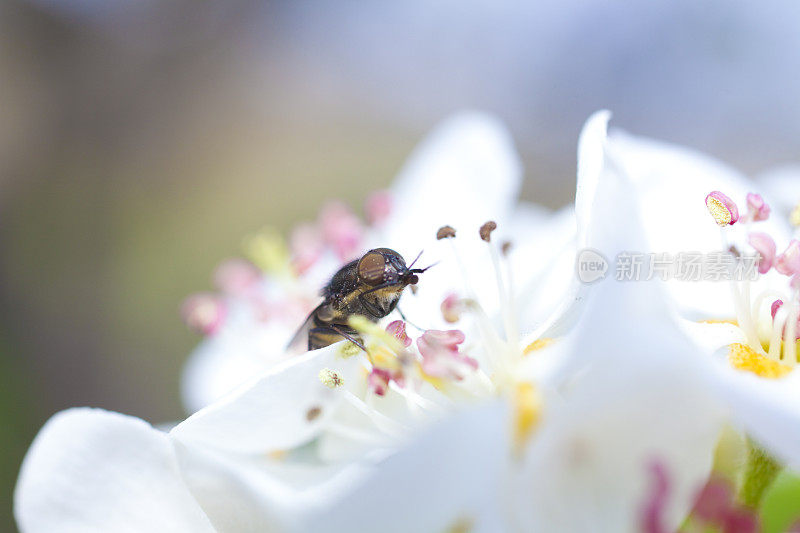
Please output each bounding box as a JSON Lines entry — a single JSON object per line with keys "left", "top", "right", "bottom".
{"left": 358, "top": 251, "right": 387, "bottom": 286}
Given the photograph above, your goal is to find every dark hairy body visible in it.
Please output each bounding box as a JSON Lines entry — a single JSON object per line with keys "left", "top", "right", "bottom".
{"left": 289, "top": 248, "right": 424, "bottom": 351}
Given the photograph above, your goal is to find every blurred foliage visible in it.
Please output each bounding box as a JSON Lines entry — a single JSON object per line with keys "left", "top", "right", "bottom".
{"left": 0, "top": 332, "right": 40, "bottom": 531}
{"left": 761, "top": 470, "right": 800, "bottom": 533}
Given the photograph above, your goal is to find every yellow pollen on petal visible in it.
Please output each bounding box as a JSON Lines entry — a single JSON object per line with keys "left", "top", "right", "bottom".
{"left": 267, "top": 449, "right": 288, "bottom": 461}
{"left": 319, "top": 368, "right": 344, "bottom": 388}
{"left": 707, "top": 196, "right": 732, "bottom": 226}
{"left": 337, "top": 342, "right": 361, "bottom": 359}
{"left": 513, "top": 382, "right": 542, "bottom": 455}
{"left": 699, "top": 319, "right": 739, "bottom": 326}
{"left": 524, "top": 337, "right": 556, "bottom": 355}
{"left": 791, "top": 203, "right": 800, "bottom": 227}
{"left": 728, "top": 343, "right": 792, "bottom": 379}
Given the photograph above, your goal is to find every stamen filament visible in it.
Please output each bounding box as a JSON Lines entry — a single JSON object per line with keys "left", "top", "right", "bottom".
{"left": 447, "top": 239, "right": 478, "bottom": 301}
{"left": 487, "top": 240, "right": 518, "bottom": 346}
{"left": 752, "top": 290, "right": 786, "bottom": 326}
{"left": 444, "top": 240, "right": 507, "bottom": 373}
{"left": 721, "top": 227, "right": 764, "bottom": 354}
{"left": 472, "top": 368, "right": 497, "bottom": 393}
{"left": 518, "top": 236, "right": 578, "bottom": 347}
{"left": 769, "top": 305, "right": 790, "bottom": 361}
{"left": 783, "top": 295, "right": 799, "bottom": 366}
{"left": 465, "top": 299, "right": 508, "bottom": 374}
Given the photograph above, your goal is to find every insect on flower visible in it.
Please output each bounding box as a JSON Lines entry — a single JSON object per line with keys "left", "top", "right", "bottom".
{"left": 289, "top": 248, "right": 431, "bottom": 351}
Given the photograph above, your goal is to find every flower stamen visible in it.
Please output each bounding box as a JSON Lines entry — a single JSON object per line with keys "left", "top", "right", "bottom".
{"left": 705, "top": 191, "right": 740, "bottom": 226}
{"left": 481, "top": 221, "right": 518, "bottom": 345}
{"left": 319, "top": 368, "right": 344, "bottom": 388}
{"left": 745, "top": 193, "right": 771, "bottom": 222}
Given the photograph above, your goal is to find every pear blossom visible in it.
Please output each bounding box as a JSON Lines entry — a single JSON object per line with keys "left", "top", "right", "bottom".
{"left": 15, "top": 111, "right": 736, "bottom": 533}
{"left": 599, "top": 120, "right": 800, "bottom": 520}
{"left": 181, "top": 111, "right": 578, "bottom": 413}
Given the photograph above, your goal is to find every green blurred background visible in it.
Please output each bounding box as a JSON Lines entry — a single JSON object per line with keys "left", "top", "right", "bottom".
{"left": 3, "top": 1, "right": 800, "bottom": 531}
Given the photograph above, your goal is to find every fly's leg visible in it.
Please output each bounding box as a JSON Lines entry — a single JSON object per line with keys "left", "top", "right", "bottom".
{"left": 308, "top": 325, "right": 366, "bottom": 352}
{"left": 396, "top": 306, "right": 425, "bottom": 332}
{"left": 358, "top": 291, "right": 386, "bottom": 318}
{"left": 329, "top": 324, "right": 367, "bottom": 352}
{"left": 308, "top": 327, "right": 344, "bottom": 351}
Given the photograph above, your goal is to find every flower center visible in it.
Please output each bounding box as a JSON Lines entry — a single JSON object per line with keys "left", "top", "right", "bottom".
{"left": 311, "top": 219, "right": 555, "bottom": 454}
{"left": 704, "top": 190, "right": 800, "bottom": 371}
{"left": 727, "top": 343, "right": 792, "bottom": 379}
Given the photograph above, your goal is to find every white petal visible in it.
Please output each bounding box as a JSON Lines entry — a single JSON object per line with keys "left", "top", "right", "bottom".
{"left": 517, "top": 279, "right": 725, "bottom": 532}
{"left": 371, "top": 112, "right": 522, "bottom": 330}
{"left": 709, "top": 364, "right": 800, "bottom": 467}
{"left": 172, "top": 441, "right": 348, "bottom": 533}
{"left": 575, "top": 110, "right": 612, "bottom": 248}
{"left": 510, "top": 205, "right": 579, "bottom": 334}
{"left": 172, "top": 345, "right": 362, "bottom": 454}
{"left": 314, "top": 402, "right": 510, "bottom": 533}
{"left": 521, "top": 111, "right": 611, "bottom": 339}
{"left": 15, "top": 408, "right": 215, "bottom": 533}
{"left": 383, "top": 111, "right": 522, "bottom": 254}
{"left": 173, "top": 403, "right": 510, "bottom": 533}
{"left": 523, "top": 149, "right": 726, "bottom": 529}
{"left": 677, "top": 319, "right": 746, "bottom": 354}
{"left": 181, "top": 318, "right": 295, "bottom": 414}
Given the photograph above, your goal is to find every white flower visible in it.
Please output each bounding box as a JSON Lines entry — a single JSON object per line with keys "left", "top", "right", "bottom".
{"left": 15, "top": 394, "right": 510, "bottom": 532}
{"left": 323, "top": 111, "right": 727, "bottom": 532}
{"left": 596, "top": 121, "right": 800, "bottom": 511}
{"left": 15, "top": 112, "right": 729, "bottom": 533}
{"left": 181, "top": 111, "right": 577, "bottom": 413}
{"left": 14, "top": 111, "right": 576, "bottom": 532}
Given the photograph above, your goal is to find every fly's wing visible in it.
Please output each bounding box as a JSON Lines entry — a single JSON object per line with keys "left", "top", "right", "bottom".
{"left": 286, "top": 313, "right": 314, "bottom": 353}
{"left": 286, "top": 304, "right": 322, "bottom": 353}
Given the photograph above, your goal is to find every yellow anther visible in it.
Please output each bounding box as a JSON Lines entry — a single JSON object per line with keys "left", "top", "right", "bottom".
{"left": 318, "top": 368, "right": 344, "bottom": 388}
{"left": 242, "top": 227, "right": 291, "bottom": 275}
{"left": 513, "top": 382, "right": 542, "bottom": 455}
{"left": 705, "top": 191, "right": 739, "bottom": 226}
{"left": 524, "top": 337, "right": 556, "bottom": 355}
{"left": 348, "top": 315, "right": 403, "bottom": 352}
{"left": 791, "top": 203, "right": 800, "bottom": 227}
{"left": 707, "top": 196, "right": 733, "bottom": 226}
{"left": 728, "top": 343, "right": 792, "bottom": 379}
{"left": 337, "top": 342, "right": 361, "bottom": 359}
